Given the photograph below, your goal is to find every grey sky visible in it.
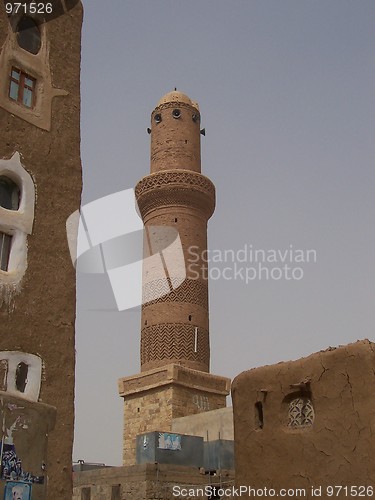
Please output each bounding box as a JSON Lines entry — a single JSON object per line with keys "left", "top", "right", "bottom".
{"left": 73, "top": 1, "right": 375, "bottom": 465}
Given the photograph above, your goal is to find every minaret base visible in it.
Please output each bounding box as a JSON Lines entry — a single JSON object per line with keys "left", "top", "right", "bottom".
{"left": 118, "top": 364, "right": 231, "bottom": 466}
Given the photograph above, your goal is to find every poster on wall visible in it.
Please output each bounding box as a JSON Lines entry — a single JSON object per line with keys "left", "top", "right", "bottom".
{"left": 3, "top": 481, "right": 32, "bottom": 500}
{"left": 158, "top": 433, "right": 182, "bottom": 451}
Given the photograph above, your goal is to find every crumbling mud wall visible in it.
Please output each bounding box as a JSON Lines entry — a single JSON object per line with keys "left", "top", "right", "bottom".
{"left": 232, "top": 340, "right": 375, "bottom": 496}
{"left": 0, "top": 389, "right": 56, "bottom": 500}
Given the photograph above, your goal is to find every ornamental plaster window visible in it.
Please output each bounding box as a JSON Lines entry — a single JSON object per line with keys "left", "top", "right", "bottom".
{"left": 0, "top": 351, "right": 42, "bottom": 402}
{"left": 0, "top": 176, "right": 21, "bottom": 272}
{"left": 0, "top": 14, "right": 67, "bottom": 130}
{"left": 288, "top": 396, "right": 315, "bottom": 428}
{"left": 0, "top": 153, "right": 35, "bottom": 304}
{"left": 9, "top": 67, "right": 36, "bottom": 108}
{"left": 0, "top": 176, "right": 20, "bottom": 210}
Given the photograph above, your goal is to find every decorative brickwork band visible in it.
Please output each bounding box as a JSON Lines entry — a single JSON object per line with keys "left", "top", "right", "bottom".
{"left": 142, "top": 278, "right": 208, "bottom": 309}
{"left": 141, "top": 323, "right": 210, "bottom": 373}
{"left": 135, "top": 171, "right": 215, "bottom": 219}
{"left": 136, "top": 171, "right": 215, "bottom": 198}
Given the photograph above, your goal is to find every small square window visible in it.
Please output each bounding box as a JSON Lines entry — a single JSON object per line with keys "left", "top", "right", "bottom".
{"left": 81, "top": 487, "right": 91, "bottom": 500}
{"left": 111, "top": 485, "right": 121, "bottom": 500}
{"left": 9, "top": 67, "right": 36, "bottom": 108}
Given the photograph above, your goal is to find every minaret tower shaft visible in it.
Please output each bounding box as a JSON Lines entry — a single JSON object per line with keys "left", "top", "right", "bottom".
{"left": 136, "top": 91, "right": 214, "bottom": 373}
{"left": 119, "top": 92, "right": 230, "bottom": 466}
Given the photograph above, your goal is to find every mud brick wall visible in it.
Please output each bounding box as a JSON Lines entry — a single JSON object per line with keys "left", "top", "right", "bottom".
{"left": 73, "top": 464, "right": 235, "bottom": 500}
{"left": 232, "top": 340, "right": 375, "bottom": 495}
{"left": 0, "top": 2, "right": 83, "bottom": 498}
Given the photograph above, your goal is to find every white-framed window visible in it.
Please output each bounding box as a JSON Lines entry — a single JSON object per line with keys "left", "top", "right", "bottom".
{"left": 0, "top": 153, "right": 35, "bottom": 299}
{"left": 9, "top": 66, "right": 36, "bottom": 108}
{"left": 0, "top": 12, "right": 68, "bottom": 130}
{"left": 0, "top": 175, "right": 21, "bottom": 271}
{"left": 0, "top": 351, "right": 42, "bottom": 401}
{"left": 0, "top": 175, "right": 20, "bottom": 209}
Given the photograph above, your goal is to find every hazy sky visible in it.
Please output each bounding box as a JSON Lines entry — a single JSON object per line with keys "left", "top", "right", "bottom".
{"left": 73, "top": 1, "right": 375, "bottom": 465}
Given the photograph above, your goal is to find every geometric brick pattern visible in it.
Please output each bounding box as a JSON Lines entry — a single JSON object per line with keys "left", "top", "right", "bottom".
{"left": 135, "top": 170, "right": 215, "bottom": 200}
{"left": 142, "top": 278, "right": 208, "bottom": 309}
{"left": 136, "top": 188, "right": 215, "bottom": 220}
{"left": 141, "top": 323, "right": 209, "bottom": 372}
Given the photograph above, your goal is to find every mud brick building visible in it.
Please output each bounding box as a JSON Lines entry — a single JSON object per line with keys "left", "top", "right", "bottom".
{"left": 0, "top": 2, "right": 83, "bottom": 498}
{"left": 232, "top": 339, "right": 375, "bottom": 497}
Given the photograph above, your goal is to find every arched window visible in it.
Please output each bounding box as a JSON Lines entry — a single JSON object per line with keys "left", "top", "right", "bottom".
{"left": 15, "top": 362, "right": 29, "bottom": 393}
{"left": 16, "top": 17, "right": 41, "bottom": 55}
{"left": 0, "top": 351, "right": 42, "bottom": 401}
{"left": 0, "top": 177, "right": 20, "bottom": 272}
{"left": 0, "top": 176, "right": 20, "bottom": 210}
{"left": 0, "top": 153, "right": 35, "bottom": 280}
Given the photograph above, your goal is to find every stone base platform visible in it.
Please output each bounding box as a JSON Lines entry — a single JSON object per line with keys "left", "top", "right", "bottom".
{"left": 118, "top": 364, "right": 231, "bottom": 465}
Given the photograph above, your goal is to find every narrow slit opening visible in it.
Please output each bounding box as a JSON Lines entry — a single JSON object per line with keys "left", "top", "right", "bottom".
{"left": 255, "top": 401, "right": 264, "bottom": 429}
{"left": 15, "top": 362, "right": 28, "bottom": 393}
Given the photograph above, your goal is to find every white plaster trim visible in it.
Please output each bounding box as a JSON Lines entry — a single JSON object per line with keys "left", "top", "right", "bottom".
{"left": 0, "top": 153, "right": 35, "bottom": 301}
{"left": 0, "top": 18, "right": 68, "bottom": 131}
{"left": 0, "top": 351, "right": 42, "bottom": 402}
{"left": 0, "top": 152, "right": 35, "bottom": 233}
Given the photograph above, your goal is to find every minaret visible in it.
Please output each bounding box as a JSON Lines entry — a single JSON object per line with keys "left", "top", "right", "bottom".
{"left": 137, "top": 91, "right": 214, "bottom": 373}
{"left": 119, "top": 91, "right": 230, "bottom": 466}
